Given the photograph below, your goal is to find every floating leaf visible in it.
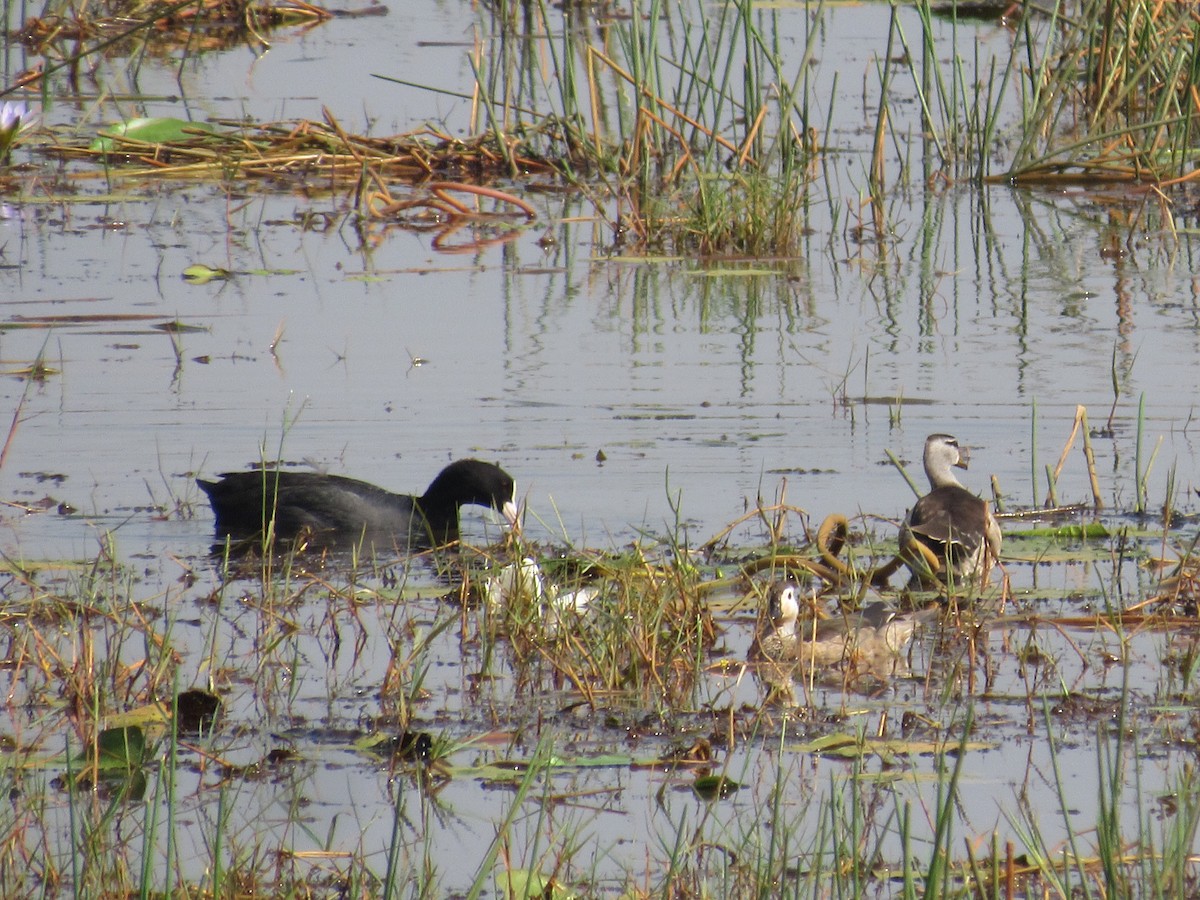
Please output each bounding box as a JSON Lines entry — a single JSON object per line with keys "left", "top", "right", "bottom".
{"left": 241, "top": 267, "right": 302, "bottom": 277}
{"left": 455, "top": 751, "right": 658, "bottom": 782}
{"left": 0, "top": 364, "right": 58, "bottom": 377}
{"left": 689, "top": 267, "right": 785, "bottom": 277}
{"left": 103, "top": 705, "right": 169, "bottom": 730}
{"left": 88, "top": 726, "right": 146, "bottom": 770}
{"left": 793, "top": 733, "right": 863, "bottom": 754}
{"left": 1008, "top": 524, "right": 1111, "bottom": 539}
{"left": 91, "top": 117, "right": 216, "bottom": 152}
{"left": 693, "top": 774, "right": 740, "bottom": 800}
{"left": 182, "top": 264, "right": 231, "bottom": 284}
{"left": 154, "top": 320, "right": 209, "bottom": 334}
{"left": 789, "top": 733, "right": 993, "bottom": 759}
{"left": 354, "top": 733, "right": 394, "bottom": 753}
{"left": 354, "top": 731, "right": 432, "bottom": 761}
{"left": 499, "top": 869, "right": 579, "bottom": 900}
{"left": 1003, "top": 545, "right": 1128, "bottom": 564}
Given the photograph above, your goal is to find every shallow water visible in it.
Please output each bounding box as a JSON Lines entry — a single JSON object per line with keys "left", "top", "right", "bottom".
{"left": 2, "top": 0, "right": 1200, "bottom": 894}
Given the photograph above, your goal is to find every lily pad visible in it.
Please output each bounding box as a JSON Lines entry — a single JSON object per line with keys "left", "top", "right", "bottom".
{"left": 499, "top": 868, "right": 579, "bottom": 900}
{"left": 92, "top": 117, "right": 217, "bottom": 153}
{"left": 1007, "top": 524, "right": 1111, "bottom": 539}
{"left": 693, "top": 773, "right": 740, "bottom": 800}
{"left": 86, "top": 726, "right": 146, "bottom": 770}
{"left": 182, "top": 264, "right": 231, "bottom": 285}
{"left": 789, "top": 732, "right": 993, "bottom": 760}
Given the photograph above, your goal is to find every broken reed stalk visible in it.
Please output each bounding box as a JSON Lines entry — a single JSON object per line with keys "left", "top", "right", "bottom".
{"left": 586, "top": 46, "right": 743, "bottom": 160}
{"left": 367, "top": 181, "right": 537, "bottom": 220}
{"left": 1045, "top": 405, "right": 1103, "bottom": 509}
{"left": 1162, "top": 464, "right": 1176, "bottom": 531}
{"left": 769, "top": 477, "right": 788, "bottom": 545}
{"left": 1048, "top": 409, "right": 1082, "bottom": 499}
{"left": 702, "top": 502, "right": 808, "bottom": 552}
{"left": 0, "top": 337, "right": 51, "bottom": 471}
{"left": 1032, "top": 405, "right": 1104, "bottom": 511}
{"left": 1079, "top": 406, "right": 1103, "bottom": 509}
{"left": 0, "top": 378, "right": 30, "bottom": 471}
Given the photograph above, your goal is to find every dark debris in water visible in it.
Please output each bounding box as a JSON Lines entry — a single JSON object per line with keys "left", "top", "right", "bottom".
{"left": 174, "top": 689, "right": 221, "bottom": 734}
{"left": 692, "top": 773, "right": 740, "bottom": 800}
{"left": 17, "top": 471, "right": 66, "bottom": 484}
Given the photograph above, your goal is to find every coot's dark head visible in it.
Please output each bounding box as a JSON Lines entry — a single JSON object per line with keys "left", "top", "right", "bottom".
{"left": 418, "top": 459, "right": 519, "bottom": 535}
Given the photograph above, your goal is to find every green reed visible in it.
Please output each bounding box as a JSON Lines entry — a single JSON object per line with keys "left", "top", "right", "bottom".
{"left": 1007, "top": 0, "right": 1200, "bottom": 181}
{"left": 1133, "top": 392, "right": 1146, "bottom": 513}
{"left": 0, "top": 513, "right": 1197, "bottom": 896}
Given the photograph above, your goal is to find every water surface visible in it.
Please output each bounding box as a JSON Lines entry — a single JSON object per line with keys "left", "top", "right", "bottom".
{"left": 1, "top": 0, "right": 1199, "bottom": 894}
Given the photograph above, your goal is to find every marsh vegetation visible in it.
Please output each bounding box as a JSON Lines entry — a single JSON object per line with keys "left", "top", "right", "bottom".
{"left": 2, "top": 0, "right": 1200, "bottom": 896}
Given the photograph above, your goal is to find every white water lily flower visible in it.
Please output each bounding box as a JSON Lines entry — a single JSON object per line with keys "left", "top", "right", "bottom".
{"left": 0, "top": 101, "right": 26, "bottom": 132}
{"left": 0, "top": 101, "right": 35, "bottom": 162}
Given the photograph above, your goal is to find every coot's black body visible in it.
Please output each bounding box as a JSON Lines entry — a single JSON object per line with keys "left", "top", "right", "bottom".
{"left": 197, "top": 458, "right": 517, "bottom": 548}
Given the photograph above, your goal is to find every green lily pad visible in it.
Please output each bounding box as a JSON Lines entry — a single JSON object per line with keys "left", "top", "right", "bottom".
{"left": 789, "top": 732, "right": 993, "bottom": 759}
{"left": 87, "top": 726, "right": 146, "bottom": 770}
{"left": 92, "top": 117, "right": 217, "bottom": 153}
{"left": 1008, "top": 524, "right": 1111, "bottom": 539}
{"left": 693, "top": 773, "right": 740, "bottom": 800}
{"left": 182, "top": 264, "right": 231, "bottom": 285}
{"left": 499, "top": 868, "right": 579, "bottom": 900}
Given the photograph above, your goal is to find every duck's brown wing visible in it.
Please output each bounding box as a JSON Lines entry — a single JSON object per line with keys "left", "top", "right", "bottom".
{"left": 902, "top": 485, "right": 992, "bottom": 575}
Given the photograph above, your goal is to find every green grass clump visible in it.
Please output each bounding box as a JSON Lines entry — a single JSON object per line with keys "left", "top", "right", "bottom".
{"left": 1006, "top": 0, "right": 1200, "bottom": 182}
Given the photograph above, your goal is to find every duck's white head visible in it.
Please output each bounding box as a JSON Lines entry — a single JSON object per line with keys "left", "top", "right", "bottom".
{"left": 923, "top": 433, "right": 969, "bottom": 489}
{"left": 766, "top": 578, "right": 802, "bottom": 635}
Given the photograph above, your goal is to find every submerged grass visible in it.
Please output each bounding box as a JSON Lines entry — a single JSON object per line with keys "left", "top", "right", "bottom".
{"left": 0, "top": 480, "right": 1199, "bottom": 895}
{"left": 4, "top": 0, "right": 1200, "bottom": 892}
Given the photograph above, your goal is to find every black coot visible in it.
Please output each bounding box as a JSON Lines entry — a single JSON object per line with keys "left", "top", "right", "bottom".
{"left": 197, "top": 458, "right": 518, "bottom": 548}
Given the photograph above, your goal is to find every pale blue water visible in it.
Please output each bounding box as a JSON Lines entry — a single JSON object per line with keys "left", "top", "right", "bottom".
{"left": 1, "top": 0, "right": 1198, "bottom": 894}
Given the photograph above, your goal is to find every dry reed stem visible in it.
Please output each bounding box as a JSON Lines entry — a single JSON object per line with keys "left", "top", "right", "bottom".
{"left": 587, "top": 47, "right": 744, "bottom": 161}
{"left": 737, "top": 103, "right": 769, "bottom": 169}
{"left": 60, "top": 118, "right": 553, "bottom": 186}
{"left": 634, "top": 104, "right": 695, "bottom": 184}
{"left": 0, "top": 377, "right": 31, "bottom": 471}
{"left": 430, "top": 182, "right": 537, "bottom": 219}
{"left": 701, "top": 502, "right": 808, "bottom": 551}
{"left": 1078, "top": 406, "right": 1104, "bottom": 508}
{"left": 1047, "top": 409, "right": 1082, "bottom": 505}
{"left": 870, "top": 106, "right": 886, "bottom": 191}
{"left": 586, "top": 46, "right": 603, "bottom": 160}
